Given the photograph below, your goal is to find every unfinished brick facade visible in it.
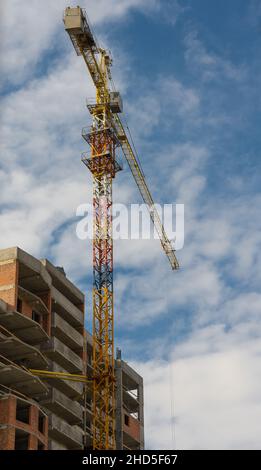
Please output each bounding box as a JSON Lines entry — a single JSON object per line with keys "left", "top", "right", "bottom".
{"left": 0, "top": 395, "right": 48, "bottom": 450}
{"left": 0, "top": 260, "right": 18, "bottom": 309}
{"left": 0, "top": 248, "right": 86, "bottom": 450}
{"left": 0, "top": 247, "right": 145, "bottom": 451}
{"left": 115, "top": 349, "right": 144, "bottom": 450}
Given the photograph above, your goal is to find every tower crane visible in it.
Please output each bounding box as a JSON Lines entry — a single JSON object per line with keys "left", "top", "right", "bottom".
{"left": 63, "top": 6, "right": 179, "bottom": 450}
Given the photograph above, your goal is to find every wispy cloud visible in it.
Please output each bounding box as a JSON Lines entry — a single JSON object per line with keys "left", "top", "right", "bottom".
{"left": 184, "top": 29, "right": 248, "bottom": 83}
{"left": 0, "top": 0, "right": 160, "bottom": 89}
{"left": 134, "top": 320, "right": 261, "bottom": 449}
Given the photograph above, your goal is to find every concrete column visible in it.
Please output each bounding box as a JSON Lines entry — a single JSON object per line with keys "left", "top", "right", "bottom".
{"left": 115, "top": 348, "right": 123, "bottom": 450}
{"left": 138, "top": 381, "right": 145, "bottom": 449}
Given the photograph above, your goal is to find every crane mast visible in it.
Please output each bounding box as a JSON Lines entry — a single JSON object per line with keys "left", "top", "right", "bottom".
{"left": 83, "top": 96, "right": 117, "bottom": 448}
{"left": 64, "top": 6, "right": 179, "bottom": 450}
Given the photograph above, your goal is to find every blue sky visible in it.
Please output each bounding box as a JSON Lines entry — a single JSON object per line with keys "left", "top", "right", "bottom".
{"left": 1, "top": 0, "right": 261, "bottom": 449}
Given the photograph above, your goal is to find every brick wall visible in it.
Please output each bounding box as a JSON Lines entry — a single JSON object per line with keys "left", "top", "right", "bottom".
{"left": 123, "top": 414, "right": 140, "bottom": 443}
{"left": 0, "top": 427, "right": 15, "bottom": 450}
{"left": 0, "top": 260, "right": 18, "bottom": 309}
{"left": 19, "top": 300, "right": 32, "bottom": 318}
{"left": 0, "top": 395, "right": 48, "bottom": 450}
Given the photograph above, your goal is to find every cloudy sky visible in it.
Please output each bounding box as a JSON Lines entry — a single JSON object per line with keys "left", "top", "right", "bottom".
{"left": 1, "top": 0, "right": 261, "bottom": 450}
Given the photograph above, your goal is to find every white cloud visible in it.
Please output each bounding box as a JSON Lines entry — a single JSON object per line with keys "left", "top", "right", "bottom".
{"left": 1, "top": 0, "right": 66, "bottom": 87}
{"left": 0, "top": 0, "right": 161, "bottom": 87}
{"left": 184, "top": 29, "right": 247, "bottom": 83}
{"left": 0, "top": 53, "right": 94, "bottom": 170}
{"left": 50, "top": 223, "right": 91, "bottom": 281}
{"left": 0, "top": 172, "right": 87, "bottom": 257}
{"left": 126, "top": 78, "right": 200, "bottom": 140}
{"left": 0, "top": 48, "right": 94, "bottom": 261}
{"left": 132, "top": 321, "right": 261, "bottom": 449}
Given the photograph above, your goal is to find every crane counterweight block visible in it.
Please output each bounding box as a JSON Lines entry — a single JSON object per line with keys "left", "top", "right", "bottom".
{"left": 64, "top": 6, "right": 96, "bottom": 54}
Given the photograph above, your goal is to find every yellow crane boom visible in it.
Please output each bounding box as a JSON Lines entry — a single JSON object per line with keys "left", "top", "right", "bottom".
{"left": 64, "top": 6, "right": 178, "bottom": 270}
{"left": 112, "top": 113, "right": 179, "bottom": 269}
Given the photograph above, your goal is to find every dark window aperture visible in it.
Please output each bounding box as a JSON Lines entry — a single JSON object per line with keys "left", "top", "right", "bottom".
{"left": 38, "top": 414, "right": 45, "bottom": 434}
{"left": 17, "top": 298, "right": 22, "bottom": 313}
{"left": 32, "top": 310, "right": 41, "bottom": 324}
{"left": 15, "top": 432, "right": 29, "bottom": 450}
{"left": 38, "top": 441, "right": 45, "bottom": 450}
{"left": 16, "top": 405, "right": 30, "bottom": 424}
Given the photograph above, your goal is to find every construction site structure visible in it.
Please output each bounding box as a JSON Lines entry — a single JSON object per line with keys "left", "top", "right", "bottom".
{"left": 115, "top": 349, "right": 144, "bottom": 450}
{"left": 64, "top": 5, "right": 179, "bottom": 450}
{"left": 0, "top": 247, "right": 144, "bottom": 450}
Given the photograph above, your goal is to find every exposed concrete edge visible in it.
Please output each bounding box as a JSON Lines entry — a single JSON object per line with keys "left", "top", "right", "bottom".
{"left": 0, "top": 354, "right": 49, "bottom": 396}
{"left": 18, "top": 286, "right": 49, "bottom": 316}
{"left": 51, "top": 286, "right": 84, "bottom": 327}
{"left": 0, "top": 392, "right": 48, "bottom": 418}
{"left": 0, "top": 247, "right": 52, "bottom": 288}
{"left": 0, "top": 324, "right": 49, "bottom": 369}
{"left": 41, "top": 259, "right": 84, "bottom": 304}
{"left": 0, "top": 299, "right": 8, "bottom": 314}
{"left": 0, "top": 307, "right": 49, "bottom": 345}
{"left": 122, "top": 360, "right": 143, "bottom": 385}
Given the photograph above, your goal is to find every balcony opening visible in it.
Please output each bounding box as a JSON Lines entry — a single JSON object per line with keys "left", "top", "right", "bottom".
{"left": 15, "top": 431, "right": 29, "bottom": 450}
{"left": 17, "top": 298, "right": 22, "bottom": 313}
{"left": 38, "top": 414, "right": 45, "bottom": 434}
{"left": 16, "top": 402, "right": 30, "bottom": 424}
{"left": 38, "top": 441, "right": 45, "bottom": 450}
{"left": 124, "top": 414, "right": 130, "bottom": 426}
{"left": 32, "top": 310, "right": 41, "bottom": 324}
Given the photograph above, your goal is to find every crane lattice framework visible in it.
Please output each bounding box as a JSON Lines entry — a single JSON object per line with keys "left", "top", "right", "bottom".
{"left": 64, "top": 6, "right": 179, "bottom": 450}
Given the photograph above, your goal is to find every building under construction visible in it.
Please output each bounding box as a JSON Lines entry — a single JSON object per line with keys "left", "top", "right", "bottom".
{"left": 0, "top": 247, "right": 144, "bottom": 450}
